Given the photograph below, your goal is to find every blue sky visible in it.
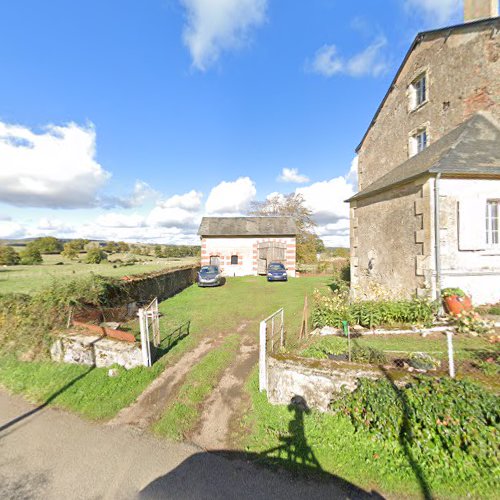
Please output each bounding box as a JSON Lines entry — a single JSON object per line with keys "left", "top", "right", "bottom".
{"left": 0, "top": 0, "right": 464, "bottom": 246}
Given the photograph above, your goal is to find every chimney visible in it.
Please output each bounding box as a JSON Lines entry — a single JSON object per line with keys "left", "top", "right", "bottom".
{"left": 464, "top": 0, "right": 499, "bottom": 22}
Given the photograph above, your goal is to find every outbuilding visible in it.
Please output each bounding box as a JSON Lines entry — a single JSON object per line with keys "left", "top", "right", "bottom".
{"left": 198, "top": 216, "right": 297, "bottom": 277}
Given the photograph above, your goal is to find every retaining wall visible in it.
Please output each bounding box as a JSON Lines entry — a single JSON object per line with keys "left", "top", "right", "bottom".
{"left": 267, "top": 354, "right": 407, "bottom": 412}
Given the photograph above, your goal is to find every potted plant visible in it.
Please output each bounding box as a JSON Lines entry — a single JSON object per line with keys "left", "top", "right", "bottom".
{"left": 441, "top": 287, "right": 472, "bottom": 315}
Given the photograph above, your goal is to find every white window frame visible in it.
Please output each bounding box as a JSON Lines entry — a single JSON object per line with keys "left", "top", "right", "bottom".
{"left": 409, "top": 127, "right": 428, "bottom": 157}
{"left": 486, "top": 200, "right": 499, "bottom": 247}
{"left": 408, "top": 72, "right": 428, "bottom": 111}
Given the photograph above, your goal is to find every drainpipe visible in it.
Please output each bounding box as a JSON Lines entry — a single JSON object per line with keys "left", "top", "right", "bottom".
{"left": 434, "top": 173, "right": 442, "bottom": 302}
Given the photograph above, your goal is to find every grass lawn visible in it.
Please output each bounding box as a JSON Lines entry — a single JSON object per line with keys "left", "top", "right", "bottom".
{"left": 0, "top": 253, "right": 198, "bottom": 295}
{"left": 242, "top": 369, "right": 499, "bottom": 499}
{"left": 0, "top": 276, "right": 331, "bottom": 421}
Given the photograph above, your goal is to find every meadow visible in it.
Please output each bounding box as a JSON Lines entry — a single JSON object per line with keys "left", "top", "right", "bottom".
{"left": 0, "top": 253, "right": 199, "bottom": 295}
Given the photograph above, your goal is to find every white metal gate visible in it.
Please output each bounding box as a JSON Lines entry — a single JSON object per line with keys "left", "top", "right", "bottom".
{"left": 138, "top": 297, "right": 161, "bottom": 367}
{"left": 259, "top": 308, "right": 284, "bottom": 392}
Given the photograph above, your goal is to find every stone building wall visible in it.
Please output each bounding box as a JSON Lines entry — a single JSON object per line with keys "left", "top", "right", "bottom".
{"left": 351, "top": 178, "right": 434, "bottom": 299}
{"left": 357, "top": 20, "right": 500, "bottom": 191}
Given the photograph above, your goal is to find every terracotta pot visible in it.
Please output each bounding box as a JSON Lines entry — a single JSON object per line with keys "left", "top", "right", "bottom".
{"left": 443, "top": 295, "right": 472, "bottom": 315}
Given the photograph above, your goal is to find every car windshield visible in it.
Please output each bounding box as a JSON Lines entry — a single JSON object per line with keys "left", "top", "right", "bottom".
{"left": 269, "top": 263, "right": 285, "bottom": 271}
{"left": 201, "top": 266, "right": 218, "bottom": 273}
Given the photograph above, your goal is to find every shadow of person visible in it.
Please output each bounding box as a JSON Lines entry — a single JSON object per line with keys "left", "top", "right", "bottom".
{"left": 140, "top": 395, "right": 385, "bottom": 499}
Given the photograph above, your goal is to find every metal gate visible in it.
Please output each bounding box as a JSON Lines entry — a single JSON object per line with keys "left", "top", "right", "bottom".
{"left": 257, "top": 242, "right": 286, "bottom": 275}
{"left": 138, "top": 297, "right": 161, "bottom": 367}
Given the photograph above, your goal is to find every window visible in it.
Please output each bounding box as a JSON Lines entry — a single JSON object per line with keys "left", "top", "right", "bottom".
{"left": 230, "top": 255, "right": 238, "bottom": 265}
{"left": 409, "top": 73, "right": 427, "bottom": 111}
{"left": 486, "top": 200, "right": 499, "bottom": 246}
{"left": 409, "top": 128, "right": 428, "bottom": 157}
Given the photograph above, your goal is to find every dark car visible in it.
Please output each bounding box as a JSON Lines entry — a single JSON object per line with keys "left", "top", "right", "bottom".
{"left": 198, "top": 265, "right": 223, "bottom": 287}
{"left": 267, "top": 262, "right": 288, "bottom": 282}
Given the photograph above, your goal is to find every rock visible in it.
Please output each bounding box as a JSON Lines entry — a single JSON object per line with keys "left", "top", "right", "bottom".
{"left": 320, "top": 326, "right": 340, "bottom": 336}
{"left": 108, "top": 368, "right": 120, "bottom": 377}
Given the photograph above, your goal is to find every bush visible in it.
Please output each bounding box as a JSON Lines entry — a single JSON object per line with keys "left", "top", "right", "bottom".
{"left": 312, "top": 290, "right": 438, "bottom": 329}
{"left": 27, "top": 237, "right": 63, "bottom": 254}
{"left": 331, "top": 377, "right": 500, "bottom": 486}
{"left": 86, "top": 248, "right": 107, "bottom": 264}
{"left": 19, "top": 247, "right": 43, "bottom": 265}
{"left": 0, "top": 245, "right": 20, "bottom": 265}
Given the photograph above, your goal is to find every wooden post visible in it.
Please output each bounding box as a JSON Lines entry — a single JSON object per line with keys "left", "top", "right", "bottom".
{"left": 447, "top": 330, "right": 455, "bottom": 378}
{"left": 259, "top": 320, "right": 267, "bottom": 392}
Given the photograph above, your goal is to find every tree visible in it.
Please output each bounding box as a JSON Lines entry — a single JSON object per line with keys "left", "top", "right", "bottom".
{"left": 154, "top": 245, "right": 163, "bottom": 258}
{"left": 19, "top": 246, "right": 43, "bottom": 265}
{"left": 61, "top": 242, "right": 79, "bottom": 260}
{"left": 103, "top": 241, "right": 120, "bottom": 254}
{"left": 84, "top": 241, "right": 100, "bottom": 252}
{"left": 117, "top": 241, "right": 129, "bottom": 252}
{"left": 86, "top": 248, "right": 107, "bottom": 264}
{"left": 0, "top": 245, "right": 21, "bottom": 265}
{"left": 28, "top": 237, "right": 62, "bottom": 254}
{"left": 249, "top": 193, "right": 323, "bottom": 264}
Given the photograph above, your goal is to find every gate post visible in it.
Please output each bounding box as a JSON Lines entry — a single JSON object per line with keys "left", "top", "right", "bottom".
{"left": 259, "top": 320, "right": 267, "bottom": 392}
{"left": 139, "top": 308, "right": 151, "bottom": 367}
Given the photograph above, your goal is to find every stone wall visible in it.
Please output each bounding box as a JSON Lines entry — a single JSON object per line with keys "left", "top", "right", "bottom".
{"left": 51, "top": 333, "right": 143, "bottom": 370}
{"left": 357, "top": 20, "right": 500, "bottom": 191}
{"left": 121, "top": 265, "right": 199, "bottom": 304}
{"left": 266, "top": 354, "right": 405, "bottom": 412}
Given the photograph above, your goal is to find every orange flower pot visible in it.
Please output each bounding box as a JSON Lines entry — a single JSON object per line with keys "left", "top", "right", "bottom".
{"left": 443, "top": 295, "right": 472, "bottom": 315}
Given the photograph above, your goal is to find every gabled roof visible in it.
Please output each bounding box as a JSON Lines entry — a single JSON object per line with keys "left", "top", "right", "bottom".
{"left": 356, "top": 16, "right": 500, "bottom": 153}
{"left": 198, "top": 216, "right": 297, "bottom": 237}
{"left": 349, "top": 113, "right": 500, "bottom": 202}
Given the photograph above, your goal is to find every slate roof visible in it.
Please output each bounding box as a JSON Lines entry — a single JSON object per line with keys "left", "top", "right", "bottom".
{"left": 349, "top": 113, "right": 500, "bottom": 202}
{"left": 356, "top": 16, "right": 500, "bottom": 153}
{"left": 198, "top": 216, "right": 297, "bottom": 237}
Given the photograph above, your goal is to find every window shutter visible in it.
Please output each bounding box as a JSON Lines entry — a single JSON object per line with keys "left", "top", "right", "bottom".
{"left": 458, "top": 196, "right": 486, "bottom": 251}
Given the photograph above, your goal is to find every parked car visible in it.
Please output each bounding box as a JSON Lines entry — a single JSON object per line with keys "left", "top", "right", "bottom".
{"left": 267, "top": 262, "right": 288, "bottom": 282}
{"left": 198, "top": 265, "right": 223, "bottom": 287}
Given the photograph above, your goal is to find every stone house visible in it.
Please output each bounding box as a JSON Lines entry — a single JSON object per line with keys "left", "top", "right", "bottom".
{"left": 198, "top": 217, "right": 297, "bottom": 277}
{"left": 349, "top": 2, "right": 500, "bottom": 305}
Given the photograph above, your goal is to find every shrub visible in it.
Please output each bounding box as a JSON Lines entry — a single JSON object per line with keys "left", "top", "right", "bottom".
{"left": 312, "top": 290, "right": 438, "bottom": 329}
{"left": 453, "top": 310, "right": 494, "bottom": 335}
{"left": 488, "top": 305, "right": 500, "bottom": 315}
{"left": 86, "top": 248, "right": 107, "bottom": 264}
{"left": 27, "top": 237, "right": 63, "bottom": 254}
{"left": 61, "top": 243, "right": 79, "bottom": 260}
{"left": 0, "top": 245, "right": 21, "bottom": 265}
{"left": 331, "top": 377, "right": 500, "bottom": 486}
{"left": 19, "top": 246, "right": 43, "bottom": 265}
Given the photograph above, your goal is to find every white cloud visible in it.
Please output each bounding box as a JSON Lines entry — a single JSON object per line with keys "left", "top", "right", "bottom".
{"left": 308, "top": 36, "right": 389, "bottom": 78}
{"left": 180, "top": 0, "right": 268, "bottom": 71}
{"left": 205, "top": 176, "right": 256, "bottom": 214}
{"left": 95, "top": 213, "right": 146, "bottom": 228}
{"left": 404, "top": 0, "right": 462, "bottom": 24}
{"left": 0, "top": 221, "right": 26, "bottom": 239}
{"left": 0, "top": 121, "right": 110, "bottom": 208}
{"left": 277, "top": 168, "right": 310, "bottom": 184}
{"left": 36, "top": 218, "right": 73, "bottom": 234}
{"left": 160, "top": 190, "right": 203, "bottom": 211}
{"left": 346, "top": 156, "right": 358, "bottom": 188}
{"left": 147, "top": 206, "right": 201, "bottom": 228}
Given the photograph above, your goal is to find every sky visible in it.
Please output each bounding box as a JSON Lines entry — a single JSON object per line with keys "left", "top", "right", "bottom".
{"left": 0, "top": 0, "right": 464, "bottom": 247}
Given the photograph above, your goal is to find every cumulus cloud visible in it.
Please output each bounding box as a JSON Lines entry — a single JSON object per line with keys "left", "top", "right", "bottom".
{"left": 0, "top": 220, "right": 26, "bottom": 239}
{"left": 95, "top": 213, "right": 146, "bottom": 228}
{"left": 147, "top": 206, "right": 201, "bottom": 228}
{"left": 277, "top": 168, "right": 310, "bottom": 184}
{"left": 346, "top": 156, "right": 358, "bottom": 188}
{"left": 36, "top": 218, "right": 73, "bottom": 234}
{"left": 404, "top": 0, "right": 462, "bottom": 24}
{"left": 180, "top": 0, "right": 268, "bottom": 71}
{"left": 0, "top": 121, "right": 110, "bottom": 209}
{"left": 307, "top": 36, "right": 389, "bottom": 78}
{"left": 205, "top": 177, "right": 256, "bottom": 214}
{"left": 100, "top": 180, "right": 158, "bottom": 209}
{"left": 160, "top": 190, "right": 203, "bottom": 211}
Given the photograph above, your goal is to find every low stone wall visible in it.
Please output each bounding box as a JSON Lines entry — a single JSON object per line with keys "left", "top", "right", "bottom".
{"left": 266, "top": 354, "right": 406, "bottom": 412}
{"left": 50, "top": 333, "right": 143, "bottom": 370}
{"left": 121, "top": 265, "right": 199, "bottom": 304}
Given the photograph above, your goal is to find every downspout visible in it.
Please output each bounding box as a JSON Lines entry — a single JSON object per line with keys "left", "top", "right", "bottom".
{"left": 434, "top": 173, "right": 442, "bottom": 302}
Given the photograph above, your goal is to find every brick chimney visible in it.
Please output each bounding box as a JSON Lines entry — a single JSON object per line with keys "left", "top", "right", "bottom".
{"left": 464, "top": 0, "right": 499, "bottom": 22}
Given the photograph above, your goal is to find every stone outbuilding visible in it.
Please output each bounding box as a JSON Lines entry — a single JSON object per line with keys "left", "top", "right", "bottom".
{"left": 348, "top": 4, "right": 500, "bottom": 305}
{"left": 198, "top": 216, "right": 297, "bottom": 277}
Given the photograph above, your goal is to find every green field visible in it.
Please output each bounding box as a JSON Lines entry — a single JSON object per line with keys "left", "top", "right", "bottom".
{"left": 0, "top": 253, "right": 199, "bottom": 295}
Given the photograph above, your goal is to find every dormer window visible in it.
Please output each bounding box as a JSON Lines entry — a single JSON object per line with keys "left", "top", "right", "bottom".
{"left": 409, "top": 73, "right": 428, "bottom": 111}
{"left": 409, "top": 127, "right": 428, "bottom": 157}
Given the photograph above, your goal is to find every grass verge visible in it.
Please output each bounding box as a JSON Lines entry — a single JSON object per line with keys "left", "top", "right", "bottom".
{"left": 241, "top": 369, "right": 499, "bottom": 499}
{"left": 153, "top": 334, "right": 240, "bottom": 440}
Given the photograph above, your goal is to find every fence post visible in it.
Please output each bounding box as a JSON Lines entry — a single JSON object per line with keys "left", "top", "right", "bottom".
{"left": 447, "top": 330, "right": 455, "bottom": 378}
{"left": 139, "top": 308, "right": 151, "bottom": 367}
{"left": 280, "top": 309, "right": 284, "bottom": 349}
{"left": 259, "top": 320, "right": 267, "bottom": 392}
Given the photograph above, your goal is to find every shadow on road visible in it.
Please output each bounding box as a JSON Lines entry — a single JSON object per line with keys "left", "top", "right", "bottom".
{"left": 0, "top": 367, "right": 94, "bottom": 435}
{"left": 140, "top": 395, "right": 384, "bottom": 499}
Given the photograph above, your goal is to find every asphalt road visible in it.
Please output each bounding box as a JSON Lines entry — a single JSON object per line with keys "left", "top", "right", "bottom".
{"left": 0, "top": 390, "right": 383, "bottom": 499}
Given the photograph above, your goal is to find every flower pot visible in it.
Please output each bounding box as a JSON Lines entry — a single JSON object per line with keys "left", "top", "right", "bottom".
{"left": 443, "top": 294, "right": 472, "bottom": 315}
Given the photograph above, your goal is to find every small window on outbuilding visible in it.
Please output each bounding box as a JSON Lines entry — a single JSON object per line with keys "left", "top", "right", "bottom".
{"left": 486, "top": 200, "right": 499, "bottom": 246}
{"left": 409, "top": 127, "right": 428, "bottom": 157}
{"left": 231, "top": 255, "right": 238, "bottom": 265}
{"left": 409, "top": 73, "right": 427, "bottom": 111}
